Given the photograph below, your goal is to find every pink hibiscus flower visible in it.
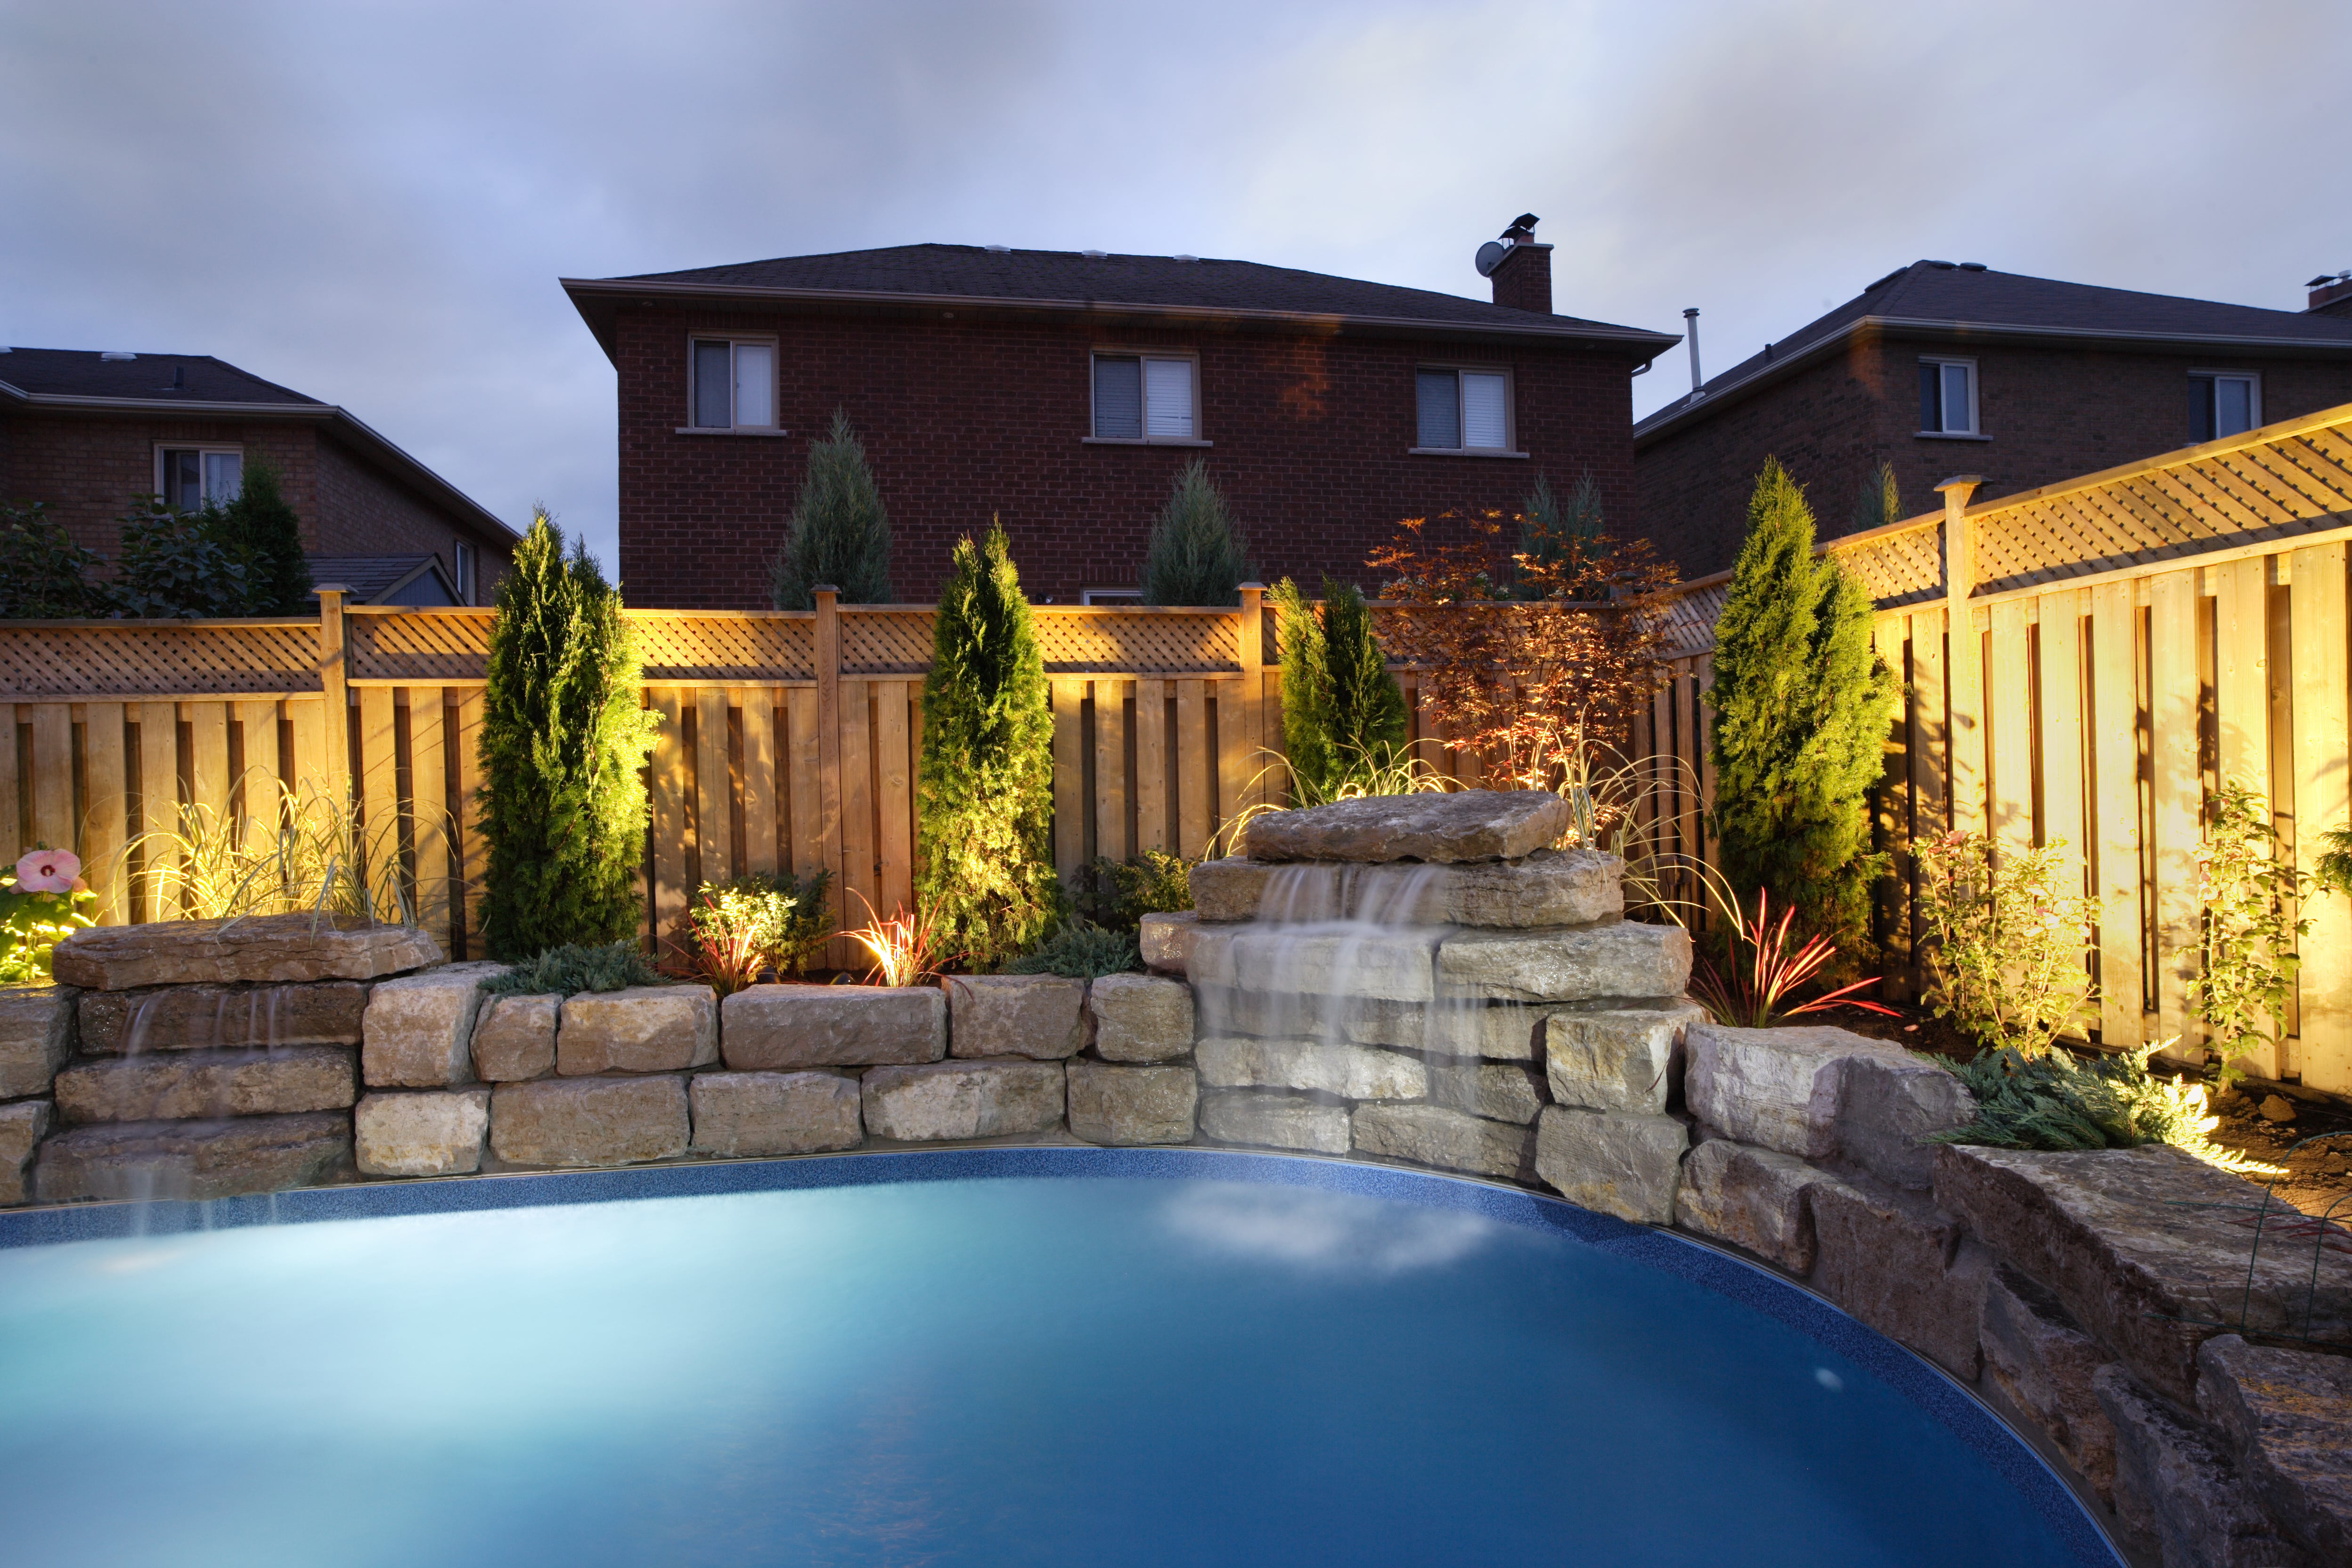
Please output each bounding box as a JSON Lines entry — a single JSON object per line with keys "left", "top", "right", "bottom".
{"left": 13, "top": 848, "right": 81, "bottom": 894}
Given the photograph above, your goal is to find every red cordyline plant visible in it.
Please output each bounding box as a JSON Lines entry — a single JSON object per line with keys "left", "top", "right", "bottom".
{"left": 1689, "top": 885, "right": 1897, "bottom": 1028}
{"left": 845, "top": 894, "right": 958, "bottom": 988}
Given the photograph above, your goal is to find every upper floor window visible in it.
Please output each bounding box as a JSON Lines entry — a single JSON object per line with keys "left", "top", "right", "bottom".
{"left": 1918, "top": 358, "right": 1978, "bottom": 435}
{"left": 690, "top": 337, "right": 776, "bottom": 429}
{"left": 2190, "top": 372, "right": 2261, "bottom": 442}
{"left": 159, "top": 446, "right": 242, "bottom": 510}
{"left": 452, "top": 539, "right": 477, "bottom": 605}
{"left": 1091, "top": 352, "right": 1197, "bottom": 441}
{"left": 1414, "top": 367, "right": 1514, "bottom": 452}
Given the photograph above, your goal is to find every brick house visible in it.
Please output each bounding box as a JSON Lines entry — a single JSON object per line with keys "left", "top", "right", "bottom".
{"left": 562, "top": 221, "right": 1678, "bottom": 607}
{"left": 1634, "top": 263, "right": 2352, "bottom": 579}
{"left": 0, "top": 347, "right": 518, "bottom": 604}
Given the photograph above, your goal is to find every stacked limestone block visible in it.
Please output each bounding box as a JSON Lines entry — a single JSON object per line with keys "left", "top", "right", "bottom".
{"left": 34, "top": 915, "right": 441, "bottom": 1201}
{"left": 480, "top": 981, "right": 717, "bottom": 1169}
{"left": 0, "top": 985, "right": 75, "bottom": 1204}
{"left": 713, "top": 985, "right": 939, "bottom": 1152}
{"left": 1159, "top": 790, "right": 1696, "bottom": 1203}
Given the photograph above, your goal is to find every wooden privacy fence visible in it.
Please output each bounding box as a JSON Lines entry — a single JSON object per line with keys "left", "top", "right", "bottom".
{"left": 1638, "top": 401, "right": 2352, "bottom": 1094}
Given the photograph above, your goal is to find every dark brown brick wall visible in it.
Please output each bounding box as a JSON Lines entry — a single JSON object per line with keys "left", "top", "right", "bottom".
{"left": 1635, "top": 334, "right": 2352, "bottom": 579}
{"left": 614, "top": 308, "right": 1642, "bottom": 607}
{"left": 0, "top": 411, "right": 510, "bottom": 596}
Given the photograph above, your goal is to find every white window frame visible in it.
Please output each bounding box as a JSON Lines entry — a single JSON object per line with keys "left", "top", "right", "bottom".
{"left": 1409, "top": 364, "right": 1527, "bottom": 457}
{"left": 154, "top": 443, "right": 244, "bottom": 508}
{"left": 1916, "top": 356, "right": 1984, "bottom": 438}
{"left": 1080, "top": 587, "right": 1144, "bottom": 605}
{"left": 2189, "top": 369, "right": 2263, "bottom": 441}
{"left": 1084, "top": 349, "right": 1209, "bottom": 446}
{"left": 452, "top": 539, "right": 477, "bottom": 605}
{"left": 677, "top": 334, "right": 786, "bottom": 435}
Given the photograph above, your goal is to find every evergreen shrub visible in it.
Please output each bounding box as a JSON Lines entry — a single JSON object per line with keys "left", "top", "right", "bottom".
{"left": 1141, "top": 460, "right": 1253, "bottom": 605}
{"left": 0, "top": 501, "right": 112, "bottom": 618}
{"left": 1707, "top": 458, "right": 1898, "bottom": 951}
{"left": 480, "top": 940, "right": 664, "bottom": 998}
{"left": 1003, "top": 924, "right": 1140, "bottom": 978}
{"left": 917, "top": 522, "right": 1059, "bottom": 968}
{"left": 477, "top": 513, "right": 660, "bottom": 957}
{"left": 1273, "top": 577, "right": 1408, "bottom": 802}
{"left": 1849, "top": 459, "right": 1902, "bottom": 535}
{"left": 214, "top": 461, "right": 314, "bottom": 614}
{"left": 113, "top": 498, "right": 250, "bottom": 619}
{"left": 771, "top": 410, "right": 892, "bottom": 608}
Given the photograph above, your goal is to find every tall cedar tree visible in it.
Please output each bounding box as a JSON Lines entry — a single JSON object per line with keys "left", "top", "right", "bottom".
{"left": 1849, "top": 459, "right": 1902, "bottom": 536}
{"left": 917, "top": 522, "right": 1059, "bottom": 967}
{"left": 216, "top": 461, "right": 314, "bottom": 613}
{"left": 1141, "top": 460, "right": 1254, "bottom": 605}
{"left": 772, "top": 410, "right": 893, "bottom": 608}
{"left": 1707, "top": 459, "right": 1898, "bottom": 950}
{"left": 478, "top": 514, "right": 660, "bottom": 956}
{"left": 1272, "top": 577, "right": 1408, "bottom": 801}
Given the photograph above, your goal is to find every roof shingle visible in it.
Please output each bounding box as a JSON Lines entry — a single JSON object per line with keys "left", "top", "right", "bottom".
{"left": 0, "top": 348, "right": 319, "bottom": 406}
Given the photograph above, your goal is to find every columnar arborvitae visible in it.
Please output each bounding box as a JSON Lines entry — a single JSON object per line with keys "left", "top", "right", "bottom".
{"left": 1515, "top": 470, "right": 1604, "bottom": 595}
{"left": 1708, "top": 458, "right": 1898, "bottom": 949}
{"left": 917, "top": 522, "right": 1058, "bottom": 967}
{"left": 1141, "top": 459, "right": 1254, "bottom": 606}
{"left": 478, "top": 513, "right": 660, "bottom": 956}
{"left": 771, "top": 409, "right": 893, "bottom": 608}
{"left": 1849, "top": 458, "right": 1902, "bottom": 536}
{"left": 217, "top": 460, "right": 314, "bottom": 614}
{"left": 1273, "top": 577, "right": 1407, "bottom": 801}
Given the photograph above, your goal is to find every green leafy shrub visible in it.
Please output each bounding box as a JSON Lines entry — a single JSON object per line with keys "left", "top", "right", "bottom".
{"left": 771, "top": 409, "right": 893, "bottom": 609}
{"left": 1912, "top": 830, "right": 2097, "bottom": 1058}
{"left": 0, "top": 501, "right": 114, "bottom": 618}
{"left": 1707, "top": 458, "right": 1898, "bottom": 952}
{"left": 1, "top": 847, "right": 98, "bottom": 983}
{"left": 917, "top": 522, "right": 1059, "bottom": 969}
{"left": 672, "top": 870, "right": 833, "bottom": 992}
{"left": 213, "top": 461, "right": 314, "bottom": 614}
{"left": 1930, "top": 1044, "right": 2263, "bottom": 1172}
{"left": 113, "top": 497, "right": 250, "bottom": 619}
{"left": 2191, "top": 781, "right": 2310, "bottom": 1083}
{"left": 1069, "top": 849, "right": 1194, "bottom": 931}
{"left": 481, "top": 940, "right": 665, "bottom": 998}
{"left": 1004, "top": 923, "right": 1140, "bottom": 978}
{"left": 1271, "top": 577, "right": 1408, "bottom": 803}
{"left": 478, "top": 513, "right": 661, "bottom": 958}
{"left": 1141, "top": 459, "right": 1254, "bottom": 606}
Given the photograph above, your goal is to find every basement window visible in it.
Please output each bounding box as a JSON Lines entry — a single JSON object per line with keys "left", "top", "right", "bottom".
{"left": 2189, "top": 372, "right": 2261, "bottom": 441}
{"left": 1413, "top": 367, "right": 1519, "bottom": 454}
{"left": 158, "top": 446, "right": 242, "bottom": 509}
{"left": 688, "top": 337, "right": 776, "bottom": 430}
{"left": 1090, "top": 352, "right": 1200, "bottom": 442}
{"left": 1917, "top": 358, "right": 1979, "bottom": 436}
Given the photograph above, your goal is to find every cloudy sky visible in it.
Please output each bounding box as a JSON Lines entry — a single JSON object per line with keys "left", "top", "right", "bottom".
{"left": 6, "top": 0, "right": 2345, "bottom": 578}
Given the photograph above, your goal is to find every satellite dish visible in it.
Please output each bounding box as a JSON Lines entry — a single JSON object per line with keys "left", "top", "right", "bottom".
{"left": 1475, "top": 240, "right": 1510, "bottom": 277}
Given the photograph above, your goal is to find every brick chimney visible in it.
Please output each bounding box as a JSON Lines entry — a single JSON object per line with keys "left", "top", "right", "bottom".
{"left": 2308, "top": 272, "right": 2352, "bottom": 317}
{"left": 1490, "top": 215, "right": 1552, "bottom": 315}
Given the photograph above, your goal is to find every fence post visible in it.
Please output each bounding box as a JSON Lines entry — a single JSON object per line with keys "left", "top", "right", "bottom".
{"left": 315, "top": 584, "right": 351, "bottom": 806}
{"left": 1236, "top": 582, "right": 1265, "bottom": 811}
{"left": 1936, "top": 477, "right": 1983, "bottom": 840}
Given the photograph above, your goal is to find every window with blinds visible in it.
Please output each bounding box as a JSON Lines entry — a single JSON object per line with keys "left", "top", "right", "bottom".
{"left": 1413, "top": 368, "right": 1513, "bottom": 451}
{"left": 1917, "top": 358, "right": 1978, "bottom": 435}
{"left": 1092, "top": 353, "right": 1197, "bottom": 441}
{"left": 690, "top": 338, "right": 776, "bottom": 429}
{"left": 159, "top": 446, "right": 242, "bottom": 510}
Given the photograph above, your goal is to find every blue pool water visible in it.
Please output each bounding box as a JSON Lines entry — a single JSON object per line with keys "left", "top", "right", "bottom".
{"left": 0, "top": 1151, "right": 2114, "bottom": 1567}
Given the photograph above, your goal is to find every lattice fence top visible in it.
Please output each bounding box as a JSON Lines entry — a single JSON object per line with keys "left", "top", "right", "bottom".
{"left": 1033, "top": 608, "right": 1238, "bottom": 674}
{"left": 839, "top": 610, "right": 935, "bottom": 676}
{"left": 0, "top": 620, "right": 321, "bottom": 699}
{"left": 1833, "top": 522, "right": 1946, "bottom": 607}
{"left": 631, "top": 612, "right": 817, "bottom": 684}
{"left": 347, "top": 608, "right": 494, "bottom": 684}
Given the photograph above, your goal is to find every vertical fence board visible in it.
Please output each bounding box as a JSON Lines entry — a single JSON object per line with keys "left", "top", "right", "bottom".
{"left": 1093, "top": 678, "right": 1129, "bottom": 864}
{"left": 27, "top": 705, "right": 73, "bottom": 865}
{"left": 1260, "top": 670, "right": 1288, "bottom": 806}
{"left": 2213, "top": 557, "right": 2271, "bottom": 799}
{"left": 136, "top": 701, "right": 178, "bottom": 920}
{"left": 787, "top": 688, "right": 822, "bottom": 882}
{"left": 454, "top": 690, "right": 485, "bottom": 954}
{"left": 648, "top": 689, "right": 687, "bottom": 948}
{"left": 1051, "top": 678, "right": 1086, "bottom": 881}
{"left": 233, "top": 698, "right": 279, "bottom": 852}
{"left": 1870, "top": 620, "right": 1911, "bottom": 989}
{"left": 1988, "top": 599, "right": 2034, "bottom": 854}
{"left": 288, "top": 697, "right": 325, "bottom": 798}
{"left": 355, "top": 690, "right": 396, "bottom": 890}
{"left": 1694, "top": 656, "right": 1717, "bottom": 875}
{"left": 1135, "top": 679, "right": 1168, "bottom": 853}
{"left": 2292, "top": 543, "right": 2352, "bottom": 1091}
{"left": 409, "top": 688, "right": 449, "bottom": 949}
{"left": 2090, "top": 582, "right": 2146, "bottom": 1047}
{"left": 692, "top": 687, "right": 732, "bottom": 888}
{"left": 874, "top": 679, "right": 913, "bottom": 918}
{"left": 82, "top": 703, "right": 127, "bottom": 923}
{"left": 2149, "top": 571, "right": 2203, "bottom": 1065}
{"left": 2037, "top": 593, "right": 2087, "bottom": 874}
{"left": 1175, "top": 678, "right": 1209, "bottom": 858}
{"left": 1215, "top": 678, "right": 1247, "bottom": 849}
{"left": 0, "top": 704, "right": 17, "bottom": 865}
{"left": 838, "top": 682, "right": 876, "bottom": 932}
{"left": 739, "top": 692, "right": 778, "bottom": 878}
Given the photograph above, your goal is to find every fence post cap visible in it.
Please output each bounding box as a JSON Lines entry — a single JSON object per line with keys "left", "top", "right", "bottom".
{"left": 1932, "top": 474, "right": 1984, "bottom": 493}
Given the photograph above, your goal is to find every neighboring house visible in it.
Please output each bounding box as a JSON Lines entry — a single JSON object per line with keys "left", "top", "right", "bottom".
{"left": 563, "top": 220, "right": 1679, "bottom": 607}
{"left": 0, "top": 347, "right": 518, "bottom": 604}
{"left": 1633, "top": 263, "right": 2352, "bottom": 579}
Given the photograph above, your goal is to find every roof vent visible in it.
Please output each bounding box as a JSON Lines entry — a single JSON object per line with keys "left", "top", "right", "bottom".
{"left": 1172, "top": 253, "right": 1198, "bottom": 263}
{"left": 1081, "top": 249, "right": 1108, "bottom": 260}
{"left": 985, "top": 244, "right": 1010, "bottom": 254}
{"left": 1958, "top": 261, "right": 1987, "bottom": 271}
{"left": 1925, "top": 260, "right": 1956, "bottom": 270}
{"left": 99, "top": 351, "right": 137, "bottom": 360}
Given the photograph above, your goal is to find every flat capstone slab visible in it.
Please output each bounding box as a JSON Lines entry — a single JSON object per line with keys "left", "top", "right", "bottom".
{"left": 720, "top": 984, "right": 947, "bottom": 1070}
{"left": 52, "top": 914, "right": 443, "bottom": 990}
{"left": 490, "top": 1076, "right": 690, "bottom": 1168}
{"left": 78, "top": 980, "right": 368, "bottom": 1054}
{"left": 1242, "top": 788, "right": 1571, "bottom": 864}
{"left": 1190, "top": 849, "right": 1622, "bottom": 929}
{"left": 0, "top": 985, "right": 76, "bottom": 1098}
{"left": 55, "top": 1046, "right": 358, "bottom": 1123}
{"left": 1934, "top": 1142, "right": 2352, "bottom": 1405}
{"left": 34, "top": 1112, "right": 351, "bottom": 1202}
{"left": 1436, "top": 921, "right": 1692, "bottom": 1003}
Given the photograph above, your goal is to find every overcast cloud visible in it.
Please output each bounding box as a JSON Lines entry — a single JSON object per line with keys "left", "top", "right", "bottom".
{"left": 5, "top": 0, "right": 2345, "bottom": 578}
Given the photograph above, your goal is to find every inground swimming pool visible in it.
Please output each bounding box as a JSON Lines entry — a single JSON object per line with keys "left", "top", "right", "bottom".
{"left": 0, "top": 1148, "right": 2118, "bottom": 1567}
